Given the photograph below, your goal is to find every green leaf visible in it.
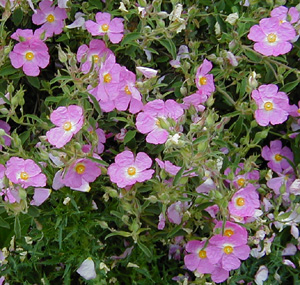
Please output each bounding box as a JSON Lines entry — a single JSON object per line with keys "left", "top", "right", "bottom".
{"left": 137, "top": 241, "right": 152, "bottom": 258}
{"left": 158, "top": 39, "right": 177, "bottom": 58}
{"left": 121, "top": 32, "right": 141, "bottom": 46}
{"left": 124, "top": 130, "right": 136, "bottom": 144}
{"left": 105, "top": 231, "right": 132, "bottom": 239}
{"left": 86, "top": 156, "right": 109, "bottom": 167}
{"left": 281, "top": 80, "right": 299, "bottom": 93}
{"left": 244, "top": 49, "right": 261, "bottom": 63}
{"left": 14, "top": 216, "right": 21, "bottom": 239}
{"left": 173, "top": 166, "right": 185, "bottom": 186}
{"left": 88, "top": 93, "right": 102, "bottom": 115}
{"left": 0, "top": 216, "right": 10, "bottom": 229}
{"left": 24, "top": 114, "right": 44, "bottom": 124}
{"left": 12, "top": 8, "right": 23, "bottom": 26}
{"left": 193, "top": 135, "right": 208, "bottom": 145}
{"left": 0, "top": 64, "right": 18, "bottom": 76}
{"left": 233, "top": 115, "right": 244, "bottom": 138}
{"left": 166, "top": 224, "right": 182, "bottom": 239}
{"left": 27, "top": 76, "right": 40, "bottom": 89}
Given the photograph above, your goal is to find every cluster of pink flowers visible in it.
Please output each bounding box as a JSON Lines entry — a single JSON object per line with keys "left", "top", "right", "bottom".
{"left": 184, "top": 221, "right": 250, "bottom": 283}
{"left": 248, "top": 5, "right": 298, "bottom": 56}
{"left": 183, "top": 59, "right": 215, "bottom": 111}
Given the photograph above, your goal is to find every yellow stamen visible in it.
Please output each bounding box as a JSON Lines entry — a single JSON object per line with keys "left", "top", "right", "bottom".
{"left": 46, "top": 14, "right": 55, "bottom": 23}
{"left": 237, "top": 178, "right": 245, "bottom": 187}
{"left": 127, "top": 167, "right": 136, "bottom": 176}
{"left": 104, "top": 73, "right": 112, "bottom": 83}
{"left": 275, "top": 154, "right": 282, "bottom": 161}
{"left": 198, "top": 250, "right": 207, "bottom": 259}
{"left": 25, "top": 52, "right": 34, "bottom": 61}
{"left": 236, "top": 197, "right": 245, "bottom": 207}
{"left": 199, "top": 77, "right": 207, "bottom": 85}
{"left": 223, "top": 245, "right": 233, "bottom": 254}
{"left": 102, "top": 24, "right": 109, "bottom": 32}
{"left": 125, "top": 85, "right": 131, "bottom": 95}
{"left": 92, "top": 55, "right": 99, "bottom": 63}
{"left": 75, "top": 164, "right": 86, "bottom": 174}
{"left": 224, "top": 229, "right": 234, "bottom": 237}
{"left": 264, "top": 102, "right": 273, "bottom": 111}
{"left": 267, "top": 33, "right": 277, "bottom": 43}
{"left": 20, "top": 172, "right": 29, "bottom": 180}
{"left": 63, "top": 122, "right": 72, "bottom": 131}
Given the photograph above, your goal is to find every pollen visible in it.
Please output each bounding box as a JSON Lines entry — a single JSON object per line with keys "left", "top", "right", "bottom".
{"left": 46, "top": 14, "right": 55, "bottom": 23}
{"left": 92, "top": 55, "right": 99, "bottom": 63}
{"left": 237, "top": 178, "right": 245, "bottom": 187}
{"left": 223, "top": 245, "right": 233, "bottom": 255}
{"left": 198, "top": 250, "right": 207, "bottom": 259}
{"left": 224, "top": 229, "right": 234, "bottom": 237}
{"left": 63, "top": 122, "right": 72, "bottom": 131}
{"left": 124, "top": 85, "right": 131, "bottom": 95}
{"left": 25, "top": 52, "right": 34, "bottom": 61}
{"left": 199, "top": 76, "right": 207, "bottom": 85}
{"left": 236, "top": 197, "right": 245, "bottom": 207}
{"left": 102, "top": 24, "right": 109, "bottom": 32}
{"left": 264, "top": 102, "right": 273, "bottom": 111}
{"left": 104, "top": 73, "right": 112, "bottom": 83}
{"left": 127, "top": 167, "right": 136, "bottom": 176}
{"left": 275, "top": 154, "right": 282, "bottom": 161}
{"left": 267, "top": 33, "right": 277, "bottom": 43}
{"left": 20, "top": 171, "right": 29, "bottom": 180}
{"left": 75, "top": 164, "right": 86, "bottom": 174}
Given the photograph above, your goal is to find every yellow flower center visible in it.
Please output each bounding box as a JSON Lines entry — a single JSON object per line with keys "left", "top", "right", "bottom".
{"left": 223, "top": 245, "right": 233, "bottom": 255}
{"left": 199, "top": 76, "right": 207, "bottom": 85}
{"left": 237, "top": 178, "right": 245, "bottom": 187}
{"left": 46, "top": 14, "right": 55, "bottom": 23}
{"left": 25, "top": 52, "right": 34, "bottom": 61}
{"left": 224, "top": 229, "right": 234, "bottom": 237}
{"left": 20, "top": 171, "right": 29, "bottom": 180}
{"left": 275, "top": 154, "right": 282, "bottom": 161}
{"left": 236, "top": 197, "right": 245, "bottom": 207}
{"left": 102, "top": 24, "right": 109, "bottom": 32}
{"left": 297, "top": 108, "right": 300, "bottom": 114}
{"left": 155, "top": 119, "right": 161, "bottom": 127}
{"left": 104, "top": 73, "right": 112, "bottom": 83}
{"left": 125, "top": 85, "right": 131, "bottom": 95}
{"left": 267, "top": 33, "right": 277, "bottom": 43}
{"left": 92, "top": 55, "right": 99, "bottom": 63}
{"left": 63, "top": 121, "right": 72, "bottom": 131}
{"left": 198, "top": 250, "right": 207, "bottom": 259}
{"left": 75, "top": 164, "right": 86, "bottom": 174}
{"left": 127, "top": 167, "right": 136, "bottom": 176}
{"left": 264, "top": 101, "right": 273, "bottom": 111}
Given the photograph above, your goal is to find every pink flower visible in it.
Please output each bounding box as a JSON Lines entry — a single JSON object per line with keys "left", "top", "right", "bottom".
{"left": 261, "top": 140, "right": 294, "bottom": 173}
{"left": 206, "top": 234, "right": 250, "bottom": 271}
{"left": 30, "top": 188, "right": 51, "bottom": 206}
{"left": 46, "top": 105, "right": 84, "bottom": 148}
{"left": 9, "top": 36, "right": 50, "bottom": 77}
{"left": 182, "top": 90, "right": 207, "bottom": 111}
{"left": 62, "top": 158, "right": 101, "bottom": 191}
{"left": 107, "top": 150, "right": 154, "bottom": 188}
{"left": 158, "top": 212, "right": 166, "bottom": 230}
{"left": 213, "top": 221, "right": 248, "bottom": 244}
{"left": 184, "top": 240, "right": 215, "bottom": 274}
{"left": 135, "top": 99, "right": 184, "bottom": 144}
{"left": 136, "top": 66, "right": 158, "bottom": 78}
{"left": 88, "top": 55, "right": 122, "bottom": 102}
{"left": 247, "top": 17, "right": 296, "bottom": 56}
{"left": 228, "top": 184, "right": 260, "bottom": 219}
{"left": 5, "top": 157, "right": 47, "bottom": 189}
{"left": 0, "top": 120, "right": 11, "bottom": 150}
{"left": 11, "top": 29, "right": 45, "bottom": 42}
{"left": 167, "top": 201, "right": 189, "bottom": 225}
{"left": 77, "top": 39, "right": 113, "bottom": 74}
{"left": 271, "top": 6, "right": 299, "bottom": 24}
{"left": 155, "top": 158, "right": 181, "bottom": 175}
{"left": 195, "top": 59, "right": 215, "bottom": 95}
{"left": 32, "top": 0, "right": 68, "bottom": 38}
{"left": 251, "top": 84, "right": 290, "bottom": 126}
{"left": 85, "top": 12, "right": 124, "bottom": 44}
{"left": 99, "top": 67, "right": 143, "bottom": 113}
